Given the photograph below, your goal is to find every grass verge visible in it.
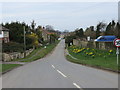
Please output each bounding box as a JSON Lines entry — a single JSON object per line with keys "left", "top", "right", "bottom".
{"left": 66, "top": 46, "right": 119, "bottom": 72}
{"left": 0, "top": 64, "right": 21, "bottom": 73}
{"left": 19, "top": 40, "right": 60, "bottom": 62}
{"left": 0, "top": 41, "right": 60, "bottom": 74}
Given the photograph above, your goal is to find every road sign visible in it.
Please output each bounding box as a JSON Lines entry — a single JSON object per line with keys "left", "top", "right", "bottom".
{"left": 114, "top": 39, "right": 120, "bottom": 47}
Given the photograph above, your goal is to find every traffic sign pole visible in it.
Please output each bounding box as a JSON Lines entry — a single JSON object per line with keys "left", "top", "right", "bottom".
{"left": 116, "top": 47, "right": 119, "bottom": 65}
{"left": 114, "top": 39, "right": 120, "bottom": 65}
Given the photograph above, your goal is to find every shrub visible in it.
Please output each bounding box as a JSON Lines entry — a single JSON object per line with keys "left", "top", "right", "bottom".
{"left": 2, "top": 42, "right": 24, "bottom": 53}
{"left": 2, "top": 42, "right": 33, "bottom": 53}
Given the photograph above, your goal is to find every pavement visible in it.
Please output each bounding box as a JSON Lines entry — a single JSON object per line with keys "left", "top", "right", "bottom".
{"left": 2, "top": 40, "right": 118, "bottom": 88}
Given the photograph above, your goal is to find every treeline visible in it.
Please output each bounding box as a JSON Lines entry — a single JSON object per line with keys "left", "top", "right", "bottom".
{"left": 75, "top": 20, "right": 120, "bottom": 39}
{"left": 65, "top": 20, "right": 120, "bottom": 46}
{"left": 2, "top": 21, "right": 60, "bottom": 52}
{"left": 85, "top": 20, "right": 120, "bottom": 39}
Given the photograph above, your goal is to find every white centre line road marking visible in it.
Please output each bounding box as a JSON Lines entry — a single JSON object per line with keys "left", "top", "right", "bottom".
{"left": 51, "top": 65, "right": 55, "bottom": 69}
{"left": 51, "top": 65, "right": 82, "bottom": 89}
{"left": 73, "top": 83, "right": 81, "bottom": 88}
{"left": 57, "top": 70, "right": 67, "bottom": 78}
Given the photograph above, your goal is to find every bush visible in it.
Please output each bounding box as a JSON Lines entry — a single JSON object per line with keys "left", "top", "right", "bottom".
{"left": 2, "top": 42, "right": 24, "bottom": 53}
{"left": 65, "top": 35, "right": 76, "bottom": 46}
{"left": 2, "top": 42, "right": 33, "bottom": 53}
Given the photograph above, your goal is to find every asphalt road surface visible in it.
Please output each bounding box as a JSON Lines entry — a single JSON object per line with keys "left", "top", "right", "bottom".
{"left": 2, "top": 40, "right": 118, "bottom": 88}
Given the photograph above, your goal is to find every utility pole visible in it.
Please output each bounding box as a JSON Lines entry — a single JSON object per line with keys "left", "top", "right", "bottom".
{"left": 24, "top": 26, "right": 26, "bottom": 57}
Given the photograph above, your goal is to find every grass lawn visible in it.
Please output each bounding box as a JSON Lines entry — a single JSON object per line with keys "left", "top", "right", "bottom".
{"left": 0, "top": 64, "right": 21, "bottom": 73}
{"left": 18, "top": 40, "right": 60, "bottom": 62}
{"left": 67, "top": 45, "right": 119, "bottom": 72}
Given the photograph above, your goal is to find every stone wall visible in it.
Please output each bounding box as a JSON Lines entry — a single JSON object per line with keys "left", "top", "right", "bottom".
{"left": 2, "top": 49, "right": 34, "bottom": 61}
{"left": 0, "top": 39, "right": 2, "bottom": 61}
{"left": 73, "top": 39, "right": 115, "bottom": 50}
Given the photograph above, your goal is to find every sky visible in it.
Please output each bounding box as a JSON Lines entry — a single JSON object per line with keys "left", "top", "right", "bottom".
{"left": 1, "top": 1, "right": 118, "bottom": 31}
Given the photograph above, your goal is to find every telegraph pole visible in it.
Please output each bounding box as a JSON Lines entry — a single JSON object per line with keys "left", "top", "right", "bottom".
{"left": 24, "top": 26, "right": 26, "bottom": 57}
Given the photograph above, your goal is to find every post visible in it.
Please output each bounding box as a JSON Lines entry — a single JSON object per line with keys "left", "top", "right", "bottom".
{"left": 114, "top": 39, "right": 120, "bottom": 65}
{"left": 24, "top": 26, "right": 26, "bottom": 57}
{"left": 116, "top": 47, "right": 119, "bottom": 65}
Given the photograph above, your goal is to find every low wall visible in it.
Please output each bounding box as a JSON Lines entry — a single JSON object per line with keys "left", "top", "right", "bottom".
{"left": 2, "top": 49, "right": 34, "bottom": 62}
{"left": 73, "top": 39, "right": 115, "bottom": 50}
{"left": 0, "top": 39, "right": 2, "bottom": 61}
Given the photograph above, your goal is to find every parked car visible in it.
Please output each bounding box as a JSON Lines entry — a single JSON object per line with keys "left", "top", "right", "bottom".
{"left": 94, "top": 36, "right": 117, "bottom": 42}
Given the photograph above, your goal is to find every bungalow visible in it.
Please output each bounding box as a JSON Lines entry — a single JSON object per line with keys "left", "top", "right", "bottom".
{"left": 0, "top": 26, "right": 9, "bottom": 43}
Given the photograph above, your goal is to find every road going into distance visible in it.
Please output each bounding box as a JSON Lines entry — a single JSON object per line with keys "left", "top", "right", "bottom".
{"left": 2, "top": 40, "right": 118, "bottom": 88}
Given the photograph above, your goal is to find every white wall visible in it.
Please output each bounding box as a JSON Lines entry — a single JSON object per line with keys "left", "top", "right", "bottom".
{"left": 0, "top": 31, "right": 3, "bottom": 38}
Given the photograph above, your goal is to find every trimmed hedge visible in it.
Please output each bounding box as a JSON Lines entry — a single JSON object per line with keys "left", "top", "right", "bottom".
{"left": 2, "top": 42, "right": 33, "bottom": 53}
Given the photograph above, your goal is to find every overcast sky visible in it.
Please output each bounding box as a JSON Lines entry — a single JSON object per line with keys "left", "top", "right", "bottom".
{"left": 1, "top": 2, "right": 118, "bottom": 31}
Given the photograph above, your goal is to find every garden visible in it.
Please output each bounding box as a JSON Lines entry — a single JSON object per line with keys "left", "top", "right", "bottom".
{"left": 67, "top": 45, "right": 119, "bottom": 72}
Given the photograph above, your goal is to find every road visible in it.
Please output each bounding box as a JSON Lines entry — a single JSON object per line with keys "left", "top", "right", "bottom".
{"left": 2, "top": 40, "right": 118, "bottom": 88}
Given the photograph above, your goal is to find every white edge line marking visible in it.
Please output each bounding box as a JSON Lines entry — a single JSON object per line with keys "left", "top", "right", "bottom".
{"left": 73, "top": 83, "right": 81, "bottom": 88}
{"left": 57, "top": 70, "right": 67, "bottom": 78}
{"left": 51, "top": 65, "right": 55, "bottom": 69}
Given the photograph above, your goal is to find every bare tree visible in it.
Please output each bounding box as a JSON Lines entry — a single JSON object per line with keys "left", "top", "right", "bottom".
{"left": 31, "top": 20, "right": 36, "bottom": 30}
{"left": 45, "top": 25, "right": 54, "bottom": 31}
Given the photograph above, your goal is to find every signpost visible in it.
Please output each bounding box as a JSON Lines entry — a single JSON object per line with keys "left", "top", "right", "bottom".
{"left": 114, "top": 39, "right": 120, "bottom": 65}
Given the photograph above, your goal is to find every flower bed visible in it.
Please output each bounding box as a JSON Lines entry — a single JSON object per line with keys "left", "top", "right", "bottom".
{"left": 67, "top": 45, "right": 119, "bottom": 71}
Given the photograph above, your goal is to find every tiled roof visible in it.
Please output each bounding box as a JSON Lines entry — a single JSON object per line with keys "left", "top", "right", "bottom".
{"left": 38, "top": 26, "right": 56, "bottom": 35}
{"left": 42, "top": 29, "right": 55, "bottom": 35}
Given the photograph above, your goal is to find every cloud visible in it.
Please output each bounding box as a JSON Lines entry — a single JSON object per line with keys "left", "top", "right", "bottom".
{"left": 1, "top": 2, "right": 118, "bottom": 31}
{"left": 2, "top": 10, "right": 57, "bottom": 18}
{"left": 1, "top": 0, "right": 119, "bottom": 2}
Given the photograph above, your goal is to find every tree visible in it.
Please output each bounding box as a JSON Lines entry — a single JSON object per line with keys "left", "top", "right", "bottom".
{"left": 31, "top": 20, "right": 36, "bottom": 31}
{"left": 2, "top": 21, "right": 38, "bottom": 50}
{"left": 90, "top": 26, "right": 94, "bottom": 31}
{"left": 27, "top": 33, "right": 39, "bottom": 48}
{"left": 45, "top": 25, "right": 54, "bottom": 31}
{"left": 96, "top": 22, "right": 106, "bottom": 38}
{"left": 65, "top": 35, "right": 76, "bottom": 47}
{"left": 50, "top": 34, "right": 58, "bottom": 43}
{"left": 111, "top": 20, "right": 116, "bottom": 27}
{"left": 3, "top": 21, "right": 30, "bottom": 43}
{"left": 84, "top": 26, "right": 96, "bottom": 39}
{"left": 105, "top": 22, "right": 114, "bottom": 35}
{"left": 63, "top": 30, "right": 69, "bottom": 33}
{"left": 36, "top": 30, "right": 43, "bottom": 43}
{"left": 114, "top": 22, "right": 120, "bottom": 38}
{"left": 75, "top": 28, "right": 84, "bottom": 38}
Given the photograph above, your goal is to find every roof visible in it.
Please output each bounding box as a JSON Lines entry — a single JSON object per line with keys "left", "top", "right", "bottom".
{"left": 0, "top": 26, "right": 9, "bottom": 31}
{"left": 42, "top": 29, "right": 55, "bottom": 35}
{"left": 38, "top": 26, "right": 56, "bottom": 35}
{"left": 95, "top": 36, "right": 117, "bottom": 42}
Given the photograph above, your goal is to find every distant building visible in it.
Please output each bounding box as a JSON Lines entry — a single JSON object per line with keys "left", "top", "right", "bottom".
{"left": 37, "top": 26, "right": 55, "bottom": 42}
{"left": 0, "top": 26, "right": 9, "bottom": 43}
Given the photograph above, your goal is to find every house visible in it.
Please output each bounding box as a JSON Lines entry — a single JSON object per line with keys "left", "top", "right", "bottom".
{"left": 0, "top": 26, "right": 9, "bottom": 43}
{"left": 37, "top": 26, "right": 55, "bottom": 42}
